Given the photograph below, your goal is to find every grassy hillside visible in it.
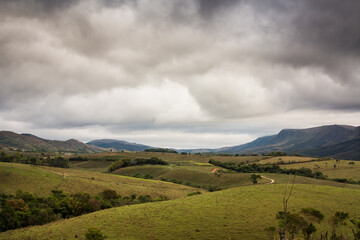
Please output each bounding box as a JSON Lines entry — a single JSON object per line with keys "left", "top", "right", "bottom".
{"left": 2, "top": 184, "right": 360, "bottom": 240}
{"left": 114, "top": 164, "right": 269, "bottom": 189}
{"left": 0, "top": 131, "right": 104, "bottom": 153}
{"left": 274, "top": 159, "right": 360, "bottom": 181}
{"left": 0, "top": 162, "right": 202, "bottom": 199}
{"left": 69, "top": 160, "right": 111, "bottom": 172}
{"left": 70, "top": 151, "right": 266, "bottom": 164}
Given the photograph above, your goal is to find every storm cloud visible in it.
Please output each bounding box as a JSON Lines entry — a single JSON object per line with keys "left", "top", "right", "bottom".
{"left": 0, "top": 0, "right": 360, "bottom": 148}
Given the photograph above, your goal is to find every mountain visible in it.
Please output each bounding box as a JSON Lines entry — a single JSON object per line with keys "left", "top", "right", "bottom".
{"left": 0, "top": 131, "right": 104, "bottom": 153}
{"left": 216, "top": 125, "right": 360, "bottom": 160}
{"left": 87, "top": 139, "right": 152, "bottom": 151}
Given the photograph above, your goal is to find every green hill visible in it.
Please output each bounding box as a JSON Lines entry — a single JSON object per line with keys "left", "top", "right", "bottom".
{"left": 0, "top": 162, "right": 201, "bottom": 199}
{"left": 1, "top": 184, "right": 360, "bottom": 240}
{"left": 0, "top": 131, "right": 104, "bottom": 153}
{"left": 87, "top": 139, "right": 153, "bottom": 151}
{"left": 216, "top": 125, "right": 360, "bottom": 160}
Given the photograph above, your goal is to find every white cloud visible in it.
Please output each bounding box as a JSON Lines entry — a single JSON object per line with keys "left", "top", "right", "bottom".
{"left": 0, "top": 0, "right": 359, "bottom": 148}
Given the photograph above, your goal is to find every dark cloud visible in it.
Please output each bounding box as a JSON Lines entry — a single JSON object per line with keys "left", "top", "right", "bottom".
{"left": 0, "top": 0, "right": 359, "bottom": 147}
{"left": 0, "top": 0, "right": 79, "bottom": 12}
{"left": 197, "top": 0, "right": 241, "bottom": 18}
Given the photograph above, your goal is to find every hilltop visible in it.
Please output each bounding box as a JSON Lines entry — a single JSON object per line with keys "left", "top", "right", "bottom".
{"left": 215, "top": 125, "right": 360, "bottom": 159}
{"left": 87, "top": 139, "right": 152, "bottom": 151}
{"left": 0, "top": 131, "right": 104, "bottom": 153}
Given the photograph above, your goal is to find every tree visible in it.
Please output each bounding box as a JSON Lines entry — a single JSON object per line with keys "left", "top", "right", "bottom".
{"left": 0, "top": 205, "right": 21, "bottom": 231}
{"left": 85, "top": 227, "right": 107, "bottom": 240}
{"left": 278, "top": 176, "right": 296, "bottom": 240}
{"left": 300, "top": 208, "right": 324, "bottom": 239}
{"left": 302, "top": 223, "right": 316, "bottom": 240}
{"left": 50, "top": 157, "right": 69, "bottom": 168}
{"left": 99, "top": 189, "right": 118, "bottom": 200}
{"left": 250, "top": 174, "right": 261, "bottom": 184}
{"left": 351, "top": 219, "right": 360, "bottom": 240}
{"left": 330, "top": 211, "right": 349, "bottom": 239}
{"left": 286, "top": 213, "right": 308, "bottom": 240}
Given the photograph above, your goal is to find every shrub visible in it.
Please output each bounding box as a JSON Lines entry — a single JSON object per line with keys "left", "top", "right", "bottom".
{"left": 188, "top": 191, "right": 202, "bottom": 196}
{"left": 85, "top": 227, "right": 107, "bottom": 240}
{"left": 99, "top": 189, "right": 118, "bottom": 200}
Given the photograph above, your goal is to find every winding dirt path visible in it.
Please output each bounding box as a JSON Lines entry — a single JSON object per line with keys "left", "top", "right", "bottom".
{"left": 261, "top": 175, "right": 275, "bottom": 184}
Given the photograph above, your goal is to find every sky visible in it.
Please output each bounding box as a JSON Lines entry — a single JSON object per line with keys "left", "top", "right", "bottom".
{"left": 1, "top": 0, "right": 360, "bottom": 149}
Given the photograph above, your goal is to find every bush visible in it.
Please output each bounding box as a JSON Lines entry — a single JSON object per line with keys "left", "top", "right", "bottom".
{"left": 188, "top": 191, "right": 202, "bottom": 196}
{"left": 85, "top": 227, "right": 107, "bottom": 240}
{"left": 99, "top": 189, "right": 118, "bottom": 200}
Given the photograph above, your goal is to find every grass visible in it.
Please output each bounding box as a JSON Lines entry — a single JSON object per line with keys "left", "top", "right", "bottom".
{"left": 69, "top": 160, "right": 111, "bottom": 172}
{"left": 113, "top": 164, "right": 269, "bottom": 189}
{"left": 257, "top": 156, "right": 315, "bottom": 165}
{"left": 2, "top": 183, "right": 360, "bottom": 240}
{"left": 0, "top": 162, "right": 63, "bottom": 196}
{"left": 67, "top": 152, "right": 267, "bottom": 165}
{"left": 262, "top": 173, "right": 360, "bottom": 190}
{"left": 277, "top": 159, "right": 360, "bottom": 181}
{"left": 0, "top": 162, "right": 203, "bottom": 199}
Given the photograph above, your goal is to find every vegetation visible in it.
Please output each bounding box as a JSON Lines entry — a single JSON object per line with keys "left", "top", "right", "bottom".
{"left": 1, "top": 184, "right": 360, "bottom": 240}
{"left": 264, "top": 151, "right": 288, "bottom": 156}
{"left": 0, "top": 151, "right": 69, "bottom": 168}
{"left": 85, "top": 227, "right": 107, "bottom": 240}
{"left": 144, "top": 148, "right": 178, "bottom": 153}
{"left": 209, "top": 159, "right": 326, "bottom": 179}
{"left": 0, "top": 162, "right": 200, "bottom": 199}
{"left": 2, "top": 150, "right": 360, "bottom": 239}
{"left": 0, "top": 189, "right": 165, "bottom": 232}
{"left": 250, "top": 174, "right": 261, "bottom": 184}
{"left": 107, "top": 157, "right": 168, "bottom": 172}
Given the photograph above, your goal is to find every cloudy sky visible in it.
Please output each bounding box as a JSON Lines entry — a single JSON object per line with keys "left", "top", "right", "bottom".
{"left": 1, "top": 0, "right": 360, "bottom": 148}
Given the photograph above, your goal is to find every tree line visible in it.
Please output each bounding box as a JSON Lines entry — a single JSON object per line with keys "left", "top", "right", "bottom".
{"left": 0, "top": 189, "right": 168, "bottom": 232}
{"left": 268, "top": 208, "right": 360, "bottom": 240}
{"left": 0, "top": 151, "right": 69, "bottom": 168}
{"left": 144, "top": 148, "right": 178, "bottom": 153}
{"left": 208, "top": 159, "right": 327, "bottom": 179}
{"left": 107, "top": 157, "right": 168, "bottom": 172}
{"left": 209, "top": 159, "right": 360, "bottom": 185}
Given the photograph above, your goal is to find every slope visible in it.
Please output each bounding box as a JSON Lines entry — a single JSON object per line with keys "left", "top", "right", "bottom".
{"left": 217, "top": 125, "right": 360, "bottom": 159}
{"left": 87, "top": 139, "right": 152, "bottom": 151}
{"left": 2, "top": 184, "right": 360, "bottom": 240}
{"left": 0, "top": 162, "right": 201, "bottom": 199}
{"left": 0, "top": 131, "right": 104, "bottom": 153}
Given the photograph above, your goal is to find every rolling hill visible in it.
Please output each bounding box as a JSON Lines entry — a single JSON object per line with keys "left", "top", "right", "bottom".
{"left": 2, "top": 183, "right": 360, "bottom": 240}
{"left": 0, "top": 162, "right": 200, "bottom": 199}
{"left": 87, "top": 139, "right": 152, "bottom": 151}
{"left": 216, "top": 125, "right": 360, "bottom": 160}
{"left": 0, "top": 131, "right": 104, "bottom": 153}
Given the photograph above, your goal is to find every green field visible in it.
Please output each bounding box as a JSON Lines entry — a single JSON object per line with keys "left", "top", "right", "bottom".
{"left": 0, "top": 162, "right": 202, "bottom": 199}
{"left": 2, "top": 153, "right": 360, "bottom": 239}
{"left": 257, "top": 156, "right": 316, "bottom": 165}
{"left": 69, "top": 160, "right": 111, "bottom": 172}
{"left": 112, "top": 163, "right": 270, "bottom": 189}
{"left": 277, "top": 159, "right": 360, "bottom": 181}
{"left": 1, "top": 183, "right": 360, "bottom": 240}
{"left": 68, "top": 152, "right": 266, "bottom": 165}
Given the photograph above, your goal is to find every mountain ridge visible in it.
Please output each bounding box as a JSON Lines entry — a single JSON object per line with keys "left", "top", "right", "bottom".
{"left": 0, "top": 131, "right": 104, "bottom": 153}
{"left": 214, "top": 125, "right": 360, "bottom": 160}
{"left": 87, "top": 139, "right": 152, "bottom": 151}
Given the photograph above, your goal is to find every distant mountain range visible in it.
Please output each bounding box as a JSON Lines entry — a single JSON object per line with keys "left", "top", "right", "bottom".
{"left": 86, "top": 139, "right": 152, "bottom": 151}
{"left": 213, "top": 125, "right": 360, "bottom": 160}
{"left": 0, "top": 131, "right": 104, "bottom": 153}
{"left": 1, "top": 125, "right": 360, "bottom": 160}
